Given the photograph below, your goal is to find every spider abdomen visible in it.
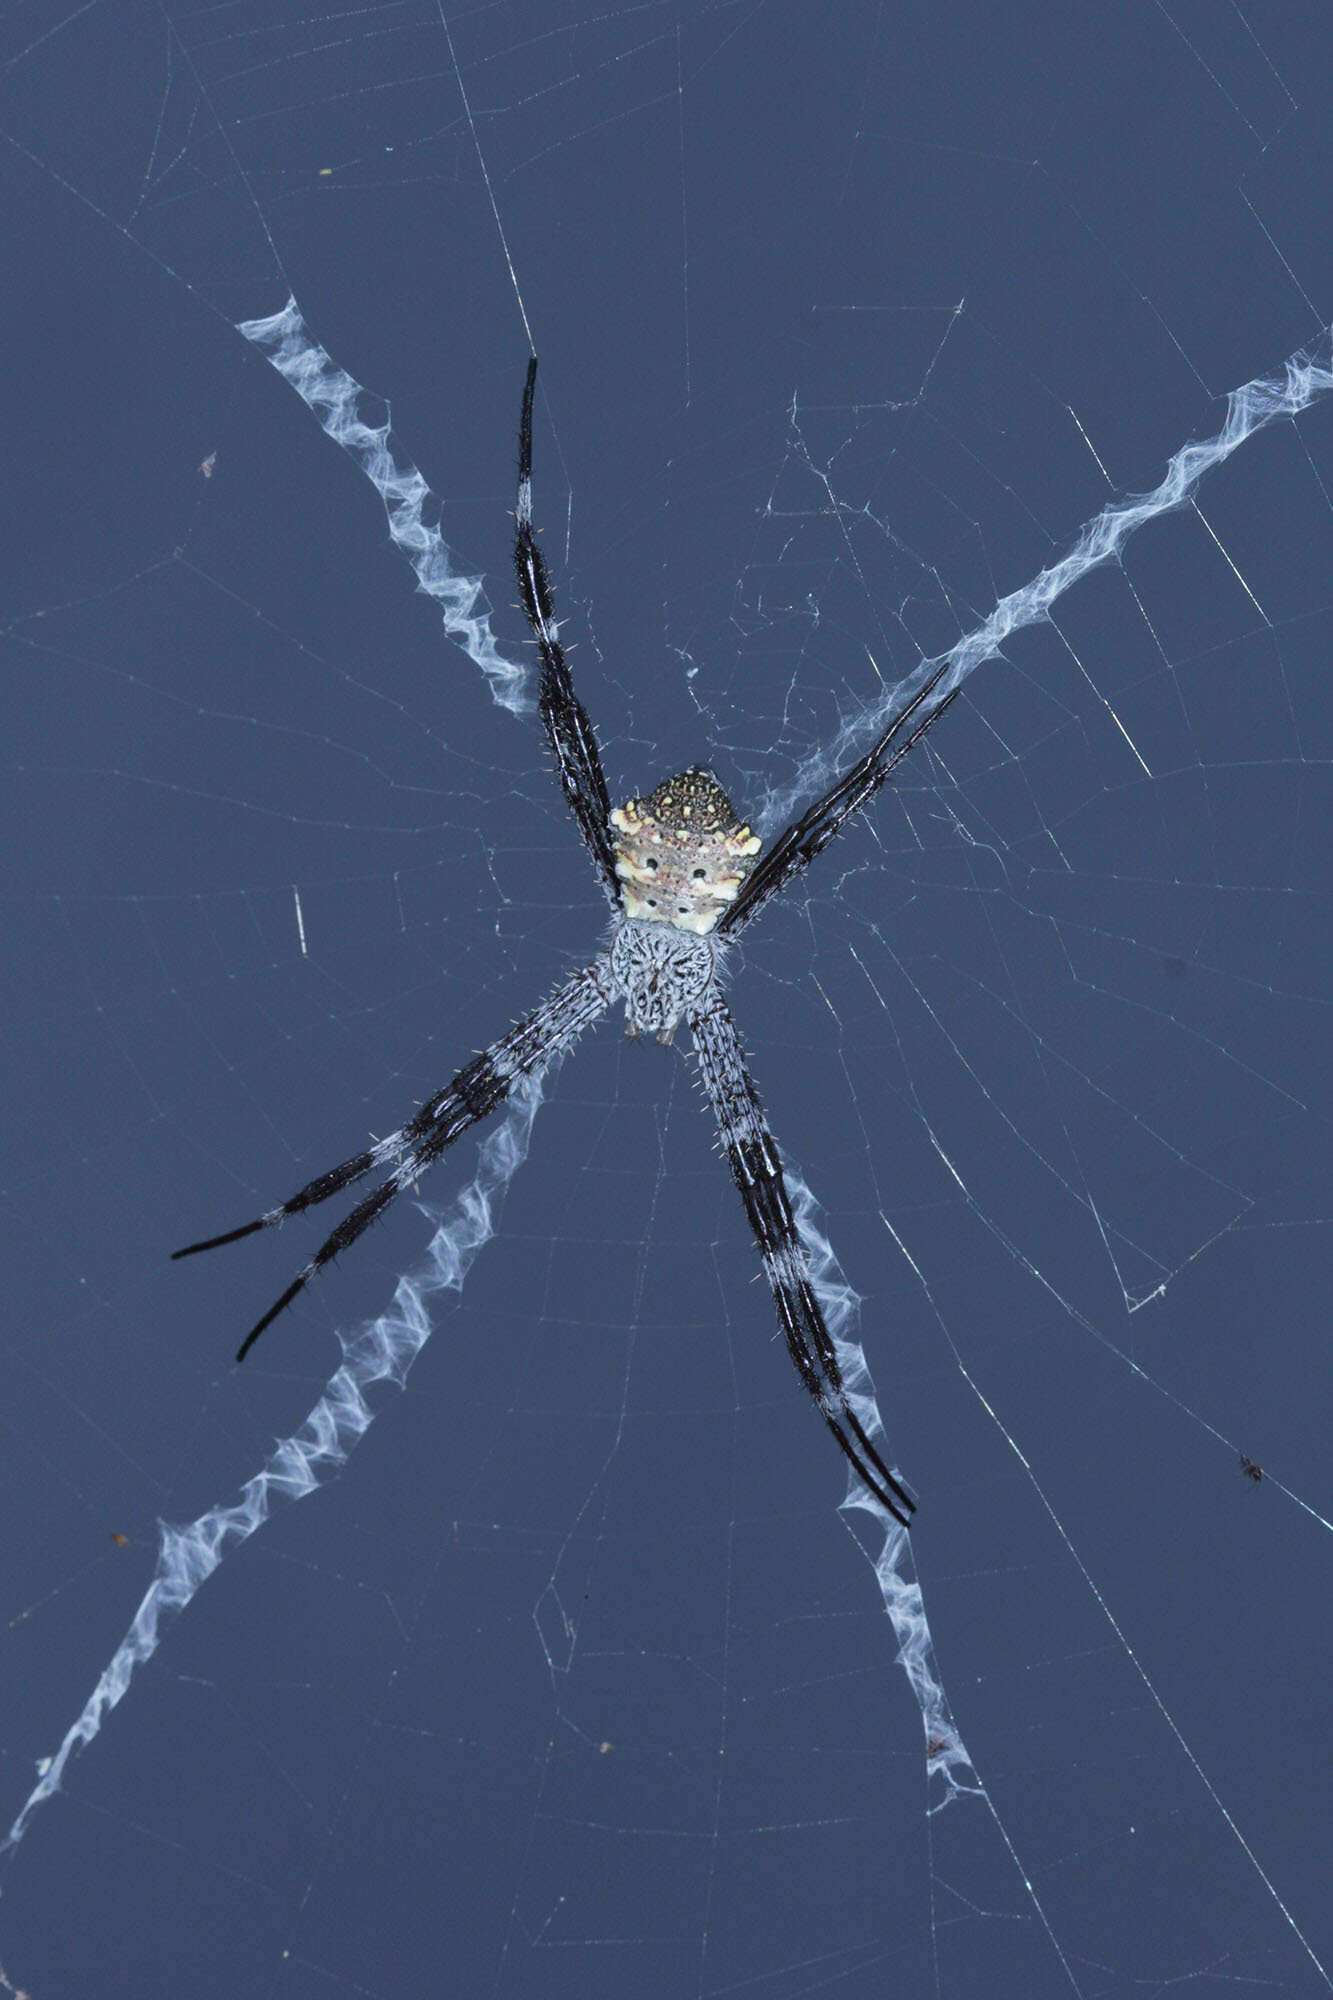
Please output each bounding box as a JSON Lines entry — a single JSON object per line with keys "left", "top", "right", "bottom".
{"left": 610, "top": 767, "right": 761, "bottom": 936}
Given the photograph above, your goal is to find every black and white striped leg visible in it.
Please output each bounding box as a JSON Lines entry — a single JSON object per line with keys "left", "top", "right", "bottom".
{"left": 720, "top": 659, "right": 959, "bottom": 937}
{"left": 175, "top": 960, "right": 617, "bottom": 1362}
{"left": 514, "top": 358, "right": 621, "bottom": 908}
{"left": 689, "top": 989, "right": 915, "bottom": 1526}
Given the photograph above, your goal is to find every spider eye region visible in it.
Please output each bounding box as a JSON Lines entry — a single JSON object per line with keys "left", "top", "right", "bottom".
{"left": 610, "top": 766, "right": 761, "bottom": 935}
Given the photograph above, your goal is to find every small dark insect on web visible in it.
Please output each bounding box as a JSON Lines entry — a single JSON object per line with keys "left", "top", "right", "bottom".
{"left": 1239, "top": 1455, "right": 1264, "bottom": 1486}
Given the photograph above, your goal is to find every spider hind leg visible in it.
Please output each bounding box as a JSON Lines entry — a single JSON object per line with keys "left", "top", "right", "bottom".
{"left": 513, "top": 358, "right": 621, "bottom": 907}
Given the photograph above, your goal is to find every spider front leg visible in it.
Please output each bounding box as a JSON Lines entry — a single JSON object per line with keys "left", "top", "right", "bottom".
{"left": 688, "top": 988, "right": 915, "bottom": 1527}
{"left": 174, "top": 959, "right": 616, "bottom": 1361}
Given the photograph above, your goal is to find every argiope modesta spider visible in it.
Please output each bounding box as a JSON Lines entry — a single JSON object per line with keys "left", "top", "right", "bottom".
{"left": 174, "top": 358, "right": 960, "bottom": 1529}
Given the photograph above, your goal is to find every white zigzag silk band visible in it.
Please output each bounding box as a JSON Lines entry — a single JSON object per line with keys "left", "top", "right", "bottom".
{"left": 764, "top": 326, "right": 1333, "bottom": 827}
{"left": 4, "top": 1077, "right": 546, "bottom": 1852}
{"left": 237, "top": 297, "right": 530, "bottom": 716}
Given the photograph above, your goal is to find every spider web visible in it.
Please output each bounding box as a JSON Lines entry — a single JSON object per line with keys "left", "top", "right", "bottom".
{"left": 2, "top": 3, "right": 1331, "bottom": 1996}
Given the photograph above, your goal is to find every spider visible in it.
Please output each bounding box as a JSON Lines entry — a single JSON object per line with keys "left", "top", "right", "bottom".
{"left": 173, "top": 359, "right": 960, "bottom": 1530}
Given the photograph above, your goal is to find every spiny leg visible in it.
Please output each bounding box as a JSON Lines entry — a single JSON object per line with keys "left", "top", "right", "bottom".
{"left": 720, "top": 658, "right": 959, "bottom": 937}
{"left": 689, "top": 989, "right": 915, "bottom": 1527}
{"left": 175, "top": 960, "right": 616, "bottom": 1362}
{"left": 514, "top": 358, "right": 621, "bottom": 908}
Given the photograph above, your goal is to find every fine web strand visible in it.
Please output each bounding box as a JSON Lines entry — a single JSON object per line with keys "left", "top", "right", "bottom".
{"left": 2, "top": 1073, "right": 548, "bottom": 1856}
{"left": 878, "top": 1210, "right": 1333, "bottom": 1991}
{"left": 236, "top": 297, "right": 531, "bottom": 716}
{"left": 761, "top": 327, "right": 1333, "bottom": 831}
{"left": 786, "top": 1167, "right": 1090, "bottom": 1990}
{"left": 793, "top": 1136, "right": 1331, "bottom": 1990}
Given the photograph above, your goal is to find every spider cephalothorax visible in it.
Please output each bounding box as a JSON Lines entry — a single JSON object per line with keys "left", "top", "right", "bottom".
{"left": 609, "top": 919, "right": 715, "bottom": 1043}
{"left": 610, "top": 767, "right": 761, "bottom": 935}
{"left": 173, "top": 356, "right": 956, "bottom": 1529}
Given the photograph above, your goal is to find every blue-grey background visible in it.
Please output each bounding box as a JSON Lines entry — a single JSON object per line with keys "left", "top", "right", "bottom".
{"left": 2, "top": 3, "right": 1330, "bottom": 1995}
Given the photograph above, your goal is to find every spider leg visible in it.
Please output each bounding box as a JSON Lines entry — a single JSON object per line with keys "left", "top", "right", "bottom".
{"left": 175, "top": 959, "right": 616, "bottom": 1362}
{"left": 173, "top": 1144, "right": 393, "bottom": 1258}
{"left": 515, "top": 358, "right": 621, "bottom": 909}
{"left": 719, "top": 659, "right": 959, "bottom": 937}
{"left": 689, "top": 988, "right": 915, "bottom": 1527}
